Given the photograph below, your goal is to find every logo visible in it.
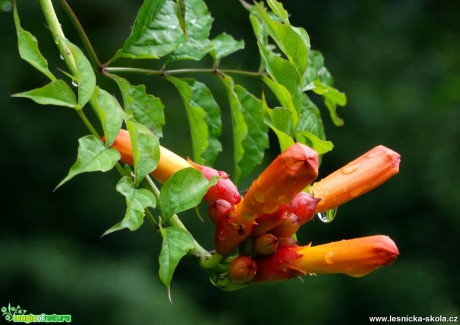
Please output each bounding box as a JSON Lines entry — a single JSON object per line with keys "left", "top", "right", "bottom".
{"left": 1, "top": 304, "right": 71, "bottom": 323}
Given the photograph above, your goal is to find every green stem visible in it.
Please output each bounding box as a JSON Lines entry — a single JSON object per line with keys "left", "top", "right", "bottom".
{"left": 145, "top": 208, "right": 159, "bottom": 228}
{"left": 104, "top": 67, "right": 265, "bottom": 78}
{"left": 58, "top": 0, "right": 101, "bottom": 69}
{"left": 76, "top": 109, "right": 99, "bottom": 139}
{"left": 39, "top": 0, "right": 76, "bottom": 74}
{"left": 144, "top": 176, "right": 213, "bottom": 261}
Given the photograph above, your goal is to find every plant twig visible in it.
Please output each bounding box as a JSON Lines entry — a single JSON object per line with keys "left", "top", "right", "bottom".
{"left": 58, "top": 0, "right": 101, "bottom": 69}
{"left": 39, "top": 0, "right": 76, "bottom": 73}
{"left": 144, "top": 176, "right": 213, "bottom": 261}
{"left": 103, "top": 66, "right": 265, "bottom": 78}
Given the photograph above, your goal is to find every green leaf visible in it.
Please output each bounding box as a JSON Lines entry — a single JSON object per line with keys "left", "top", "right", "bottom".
{"left": 127, "top": 120, "right": 160, "bottom": 186}
{"left": 296, "top": 102, "right": 323, "bottom": 135}
{"left": 113, "top": 76, "right": 165, "bottom": 137}
{"left": 12, "top": 80, "right": 76, "bottom": 108}
{"left": 220, "top": 75, "right": 248, "bottom": 183}
{"left": 295, "top": 131, "right": 333, "bottom": 155}
{"left": 234, "top": 85, "right": 269, "bottom": 181}
{"left": 167, "top": 76, "right": 222, "bottom": 165}
{"left": 263, "top": 101, "right": 295, "bottom": 152}
{"left": 56, "top": 135, "right": 120, "bottom": 189}
{"left": 308, "top": 79, "right": 347, "bottom": 126}
{"left": 210, "top": 33, "right": 245, "bottom": 64}
{"left": 262, "top": 76, "right": 298, "bottom": 126}
{"left": 113, "top": 0, "right": 186, "bottom": 60}
{"left": 170, "top": 0, "right": 213, "bottom": 61}
{"left": 61, "top": 38, "right": 96, "bottom": 108}
{"left": 103, "top": 177, "right": 156, "bottom": 236}
{"left": 160, "top": 168, "right": 217, "bottom": 220}
{"left": 303, "top": 50, "right": 334, "bottom": 87}
{"left": 92, "top": 87, "right": 124, "bottom": 146}
{"left": 158, "top": 225, "right": 194, "bottom": 298}
{"left": 258, "top": 43, "right": 300, "bottom": 93}
{"left": 253, "top": 1, "right": 309, "bottom": 79}
{"left": 266, "top": 0, "right": 289, "bottom": 24}
{"left": 176, "top": 0, "right": 186, "bottom": 34}
{"left": 13, "top": 4, "right": 55, "bottom": 81}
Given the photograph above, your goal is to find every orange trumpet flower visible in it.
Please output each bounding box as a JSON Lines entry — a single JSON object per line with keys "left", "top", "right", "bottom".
{"left": 253, "top": 235, "right": 399, "bottom": 283}
{"left": 108, "top": 129, "right": 190, "bottom": 183}
{"left": 214, "top": 143, "right": 319, "bottom": 255}
{"left": 309, "top": 145, "right": 400, "bottom": 213}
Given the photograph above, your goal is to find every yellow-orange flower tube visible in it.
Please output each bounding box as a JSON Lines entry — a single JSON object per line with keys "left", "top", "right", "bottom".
{"left": 253, "top": 235, "right": 399, "bottom": 282}
{"left": 309, "top": 145, "right": 400, "bottom": 213}
{"left": 108, "top": 129, "right": 190, "bottom": 183}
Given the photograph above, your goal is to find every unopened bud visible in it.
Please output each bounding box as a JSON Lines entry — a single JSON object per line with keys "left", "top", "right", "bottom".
{"left": 228, "top": 256, "right": 257, "bottom": 284}
{"left": 270, "top": 213, "right": 302, "bottom": 238}
{"left": 278, "top": 236, "right": 298, "bottom": 247}
{"left": 254, "top": 233, "right": 279, "bottom": 255}
{"left": 287, "top": 192, "right": 320, "bottom": 225}
{"left": 208, "top": 199, "right": 234, "bottom": 225}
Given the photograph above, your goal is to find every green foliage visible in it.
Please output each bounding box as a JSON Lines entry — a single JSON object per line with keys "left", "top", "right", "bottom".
{"left": 158, "top": 225, "right": 195, "bottom": 298}
{"left": 12, "top": 0, "right": 346, "bottom": 292}
{"left": 12, "top": 80, "right": 76, "bottom": 108}
{"left": 13, "top": 3, "right": 55, "bottom": 81}
{"left": 61, "top": 38, "right": 96, "bottom": 109}
{"left": 55, "top": 135, "right": 120, "bottom": 190}
{"left": 210, "top": 33, "right": 245, "bottom": 65}
{"left": 92, "top": 87, "right": 124, "bottom": 146}
{"left": 113, "top": 75, "right": 165, "bottom": 138}
{"left": 160, "top": 168, "right": 217, "bottom": 220}
{"left": 167, "top": 76, "right": 221, "bottom": 165}
{"left": 169, "top": 0, "right": 213, "bottom": 61}
{"left": 127, "top": 120, "right": 160, "bottom": 186}
{"left": 112, "top": 0, "right": 185, "bottom": 60}
{"left": 103, "top": 177, "right": 156, "bottom": 236}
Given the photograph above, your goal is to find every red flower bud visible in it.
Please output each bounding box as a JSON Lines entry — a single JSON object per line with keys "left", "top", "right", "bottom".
{"left": 254, "top": 233, "right": 279, "bottom": 255}
{"left": 188, "top": 159, "right": 241, "bottom": 205}
{"left": 228, "top": 256, "right": 257, "bottom": 284}
{"left": 278, "top": 236, "right": 298, "bottom": 247}
{"left": 208, "top": 199, "right": 234, "bottom": 225}
{"left": 287, "top": 192, "right": 320, "bottom": 225}
{"left": 270, "top": 213, "right": 302, "bottom": 238}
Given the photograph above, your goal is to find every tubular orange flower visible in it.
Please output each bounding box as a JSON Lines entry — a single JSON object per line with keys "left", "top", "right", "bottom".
{"left": 108, "top": 129, "right": 190, "bottom": 183}
{"left": 214, "top": 143, "right": 319, "bottom": 255}
{"left": 251, "top": 208, "right": 288, "bottom": 238}
{"left": 309, "top": 145, "right": 401, "bottom": 213}
{"left": 253, "top": 235, "right": 399, "bottom": 283}
{"left": 240, "top": 143, "right": 319, "bottom": 217}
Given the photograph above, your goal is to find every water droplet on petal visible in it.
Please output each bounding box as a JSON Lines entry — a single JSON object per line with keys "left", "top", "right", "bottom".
{"left": 325, "top": 251, "right": 334, "bottom": 264}
{"left": 261, "top": 203, "right": 278, "bottom": 214}
{"left": 253, "top": 191, "right": 265, "bottom": 203}
{"left": 366, "top": 152, "right": 376, "bottom": 159}
{"left": 341, "top": 163, "right": 361, "bottom": 175}
{"left": 278, "top": 194, "right": 291, "bottom": 204}
{"left": 316, "top": 208, "right": 338, "bottom": 223}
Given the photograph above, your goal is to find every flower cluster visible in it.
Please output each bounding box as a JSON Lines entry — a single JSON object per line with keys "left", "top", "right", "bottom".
{"left": 109, "top": 130, "right": 400, "bottom": 288}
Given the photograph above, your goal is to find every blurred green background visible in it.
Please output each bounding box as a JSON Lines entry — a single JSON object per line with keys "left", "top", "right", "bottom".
{"left": 1, "top": 0, "right": 459, "bottom": 324}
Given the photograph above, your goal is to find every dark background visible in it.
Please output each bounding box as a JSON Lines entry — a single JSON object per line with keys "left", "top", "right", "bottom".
{"left": 1, "top": 0, "right": 459, "bottom": 324}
